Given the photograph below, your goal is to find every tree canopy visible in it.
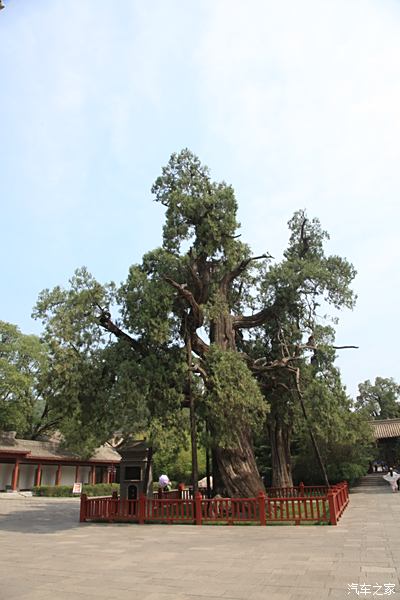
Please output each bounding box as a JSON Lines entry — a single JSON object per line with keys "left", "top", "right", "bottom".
{"left": 1, "top": 149, "right": 374, "bottom": 493}
{"left": 355, "top": 377, "right": 400, "bottom": 420}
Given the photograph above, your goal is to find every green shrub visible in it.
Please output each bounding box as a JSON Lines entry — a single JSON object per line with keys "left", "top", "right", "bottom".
{"left": 33, "top": 483, "right": 120, "bottom": 497}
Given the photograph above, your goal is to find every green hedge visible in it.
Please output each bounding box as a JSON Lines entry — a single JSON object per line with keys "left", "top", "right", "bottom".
{"left": 33, "top": 483, "right": 120, "bottom": 497}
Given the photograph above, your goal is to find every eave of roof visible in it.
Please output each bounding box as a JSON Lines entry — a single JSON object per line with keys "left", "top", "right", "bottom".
{"left": 369, "top": 418, "right": 400, "bottom": 440}
{"left": 0, "top": 434, "right": 121, "bottom": 463}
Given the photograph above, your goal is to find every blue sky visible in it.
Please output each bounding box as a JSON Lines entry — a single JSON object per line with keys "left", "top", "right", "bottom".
{"left": 1, "top": 0, "right": 400, "bottom": 399}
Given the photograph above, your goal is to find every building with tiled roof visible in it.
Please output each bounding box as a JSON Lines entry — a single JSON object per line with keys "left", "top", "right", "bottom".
{"left": 369, "top": 419, "right": 400, "bottom": 440}
{"left": 0, "top": 431, "right": 121, "bottom": 491}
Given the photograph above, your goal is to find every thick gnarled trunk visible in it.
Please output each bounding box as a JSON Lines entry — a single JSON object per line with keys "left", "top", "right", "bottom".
{"left": 213, "top": 429, "right": 265, "bottom": 497}
{"left": 164, "top": 263, "right": 267, "bottom": 498}
{"left": 210, "top": 312, "right": 265, "bottom": 497}
{"left": 268, "top": 416, "right": 293, "bottom": 488}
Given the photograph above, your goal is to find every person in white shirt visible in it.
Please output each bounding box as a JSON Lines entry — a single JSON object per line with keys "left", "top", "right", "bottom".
{"left": 383, "top": 468, "right": 400, "bottom": 492}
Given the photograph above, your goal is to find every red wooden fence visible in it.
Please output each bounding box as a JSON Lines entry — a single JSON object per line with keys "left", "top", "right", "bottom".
{"left": 80, "top": 481, "right": 349, "bottom": 526}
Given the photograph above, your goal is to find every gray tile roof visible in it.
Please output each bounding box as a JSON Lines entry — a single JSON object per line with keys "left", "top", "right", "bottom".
{"left": 370, "top": 419, "right": 400, "bottom": 440}
{"left": 0, "top": 432, "right": 121, "bottom": 463}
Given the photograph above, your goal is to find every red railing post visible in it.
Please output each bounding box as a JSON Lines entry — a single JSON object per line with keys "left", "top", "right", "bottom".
{"left": 139, "top": 494, "right": 146, "bottom": 524}
{"left": 178, "top": 483, "right": 185, "bottom": 499}
{"left": 195, "top": 492, "right": 202, "bottom": 525}
{"left": 110, "top": 490, "right": 118, "bottom": 521}
{"left": 79, "top": 493, "right": 87, "bottom": 523}
{"left": 327, "top": 488, "right": 337, "bottom": 525}
{"left": 299, "top": 482, "right": 305, "bottom": 496}
{"left": 258, "top": 492, "right": 266, "bottom": 526}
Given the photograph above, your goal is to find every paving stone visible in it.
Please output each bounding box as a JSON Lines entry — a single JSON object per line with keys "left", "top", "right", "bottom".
{"left": 1, "top": 489, "right": 400, "bottom": 598}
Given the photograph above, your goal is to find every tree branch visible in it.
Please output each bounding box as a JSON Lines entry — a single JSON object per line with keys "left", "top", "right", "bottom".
{"left": 190, "top": 331, "right": 209, "bottom": 357}
{"left": 298, "top": 344, "right": 359, "bottom": 351}
{"left": 252, "top": 355, "right": 300, "bottom": 373}
{"left": 221, "top": 254, "right": 271, "bottom": 293}
{"left": 233, "top": 306, "right": 275, "bottom": 330}
{"left": 299, "top": 217, "right": 309, "bottom": 258}
{"left": 31, "top": 417, "right": 64, "bottom": 440}
{"left": 98, "top": 311, "right": 142, "bottom": 352}
{"left": 332, "top": 345, "right": 359, "bottom": 350}
{"left": 164, "top": 277, "right": 204, "bottom": 327}
{"left": 192, "top": 364, "right": 208, "bottom": 382}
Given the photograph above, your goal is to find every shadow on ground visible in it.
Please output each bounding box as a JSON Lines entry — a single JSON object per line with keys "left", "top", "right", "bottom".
{"left": 0, "top": 500, "right": 83, "bottom": 533}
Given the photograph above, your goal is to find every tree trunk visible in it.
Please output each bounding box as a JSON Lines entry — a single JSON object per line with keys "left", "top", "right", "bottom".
{"left": 210, "top": 310, "right": 265, "bottom": 497}
{"left": 213, "top": 429, "right": 265, "bottom": 497}
{"left": 268, "top": 416, "right": 293, "bottom": 488}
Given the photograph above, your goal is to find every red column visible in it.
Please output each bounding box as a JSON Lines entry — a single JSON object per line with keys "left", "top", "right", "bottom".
{"left": 79, "top": 494, "right": 87, "bottom": 523}
{"left": 195, "top": 492, "right": 203, "bottom": 525}
{"left": 75, "top": 466, "right": 80, "bottom": 483}
{"left": 35, "top": 465, "right": 42, "bottom": 487}
{"left": 11, "top": 460, "right": 20, "bottom": 491}
{"left": 258, "top": 491, "right": 266, "bottom": 526}
{"left": 55, "top": 464, "right": 62, "bottom": 486}
{"left": 328, "top": 488, "right": 337, "bottom": 525}
{"left": 138, "top": 494, "right": 146, "bottom": 524}
{"left": 90, "top": 465, "right": 96, "bottom": 484}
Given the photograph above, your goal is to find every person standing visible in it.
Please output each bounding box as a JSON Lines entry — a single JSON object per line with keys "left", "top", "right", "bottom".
{"left": 383, "top": 468, "right": 400, "bottom": 493}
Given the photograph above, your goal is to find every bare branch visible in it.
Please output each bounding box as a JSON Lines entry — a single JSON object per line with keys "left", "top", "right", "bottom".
{"left": 98, "top": 311, "right": 142, "bottom": 352}
{"left": 164, "top": 277, "right": 204, "bottom": 327}
{"left": 192, "top": 364, "right": 208, "bottom": 381}
{"left": 191, "top": 331, "right": 210, "bottom": 357}
{"left": 298, "top": 344, "right": 359, "bottom": 351}
{"left": 221, "top": 254, "right": 272, "bottom": 293}
{"left": 332, "top": 345, "right": 359, "bottom": 350}
{"left": 299, "top": 217, "right": 309, "bottom": 258}
{"left": 233, "top": 306, "right": 275, "bottom": 330}
{"left": 252, "top": 355, "right": 300, "bottom": 373}
{"left": 31, "top": 417, "right": 64, "bottom": 440}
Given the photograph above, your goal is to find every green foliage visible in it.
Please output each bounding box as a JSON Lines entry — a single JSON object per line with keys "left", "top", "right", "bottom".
{"left": 32, "top": 268, "right": 154, "bottom": 456}
{"left": 294, "top": 383, "right": 374, "bottom": 485}
{"left": 153, "top": 442, "right": 206, "bottom": 484}
{"left": 202, "top": 346, "right": 267, "bottom": 448}
{"left": 355, "top": 377, "right": 400, "bottom": 420}
{"left": 0, "top": 320, "right": 54, "bottom": 438}
{"left": 33, "top": 483, "right": 120, "bottom": 497}
{"left": 244, "top": 209, "right": 360, "bottom": 486}
{"left": 152, "top": 148, "right": 240, "bottom": 260}
{"left": 21, "top": 154, "right": 364, "bottom": 493}
{"left": 119, "top": 248, "right": 183, "bottom": 344}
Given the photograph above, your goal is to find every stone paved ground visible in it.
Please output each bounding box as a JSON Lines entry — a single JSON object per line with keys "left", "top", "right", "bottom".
{"left": 0, "top": 487, "right": 400, "bottom": 600}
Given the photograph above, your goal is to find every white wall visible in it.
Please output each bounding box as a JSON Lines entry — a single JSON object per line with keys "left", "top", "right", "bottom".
{"left": 19, "top": 464, "right": 36, "bottom": 490}
{"left": 40, "top": 465, "right": 58, "bottom": 486}
{"left": 61, "top": 465, "right": 76, "bottom": 486}
{"left": 0, "top": 464, "right": 14, "bottom": 490}
{"left": 80, "top": 466, "right": 91, "bottom": 484}
{"left": 0, "top": 462, "right": 107, "bottom": 489}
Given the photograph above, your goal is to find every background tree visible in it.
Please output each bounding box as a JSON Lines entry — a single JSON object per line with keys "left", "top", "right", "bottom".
{"left": 33, "top": 260, "right": 193, "bottom": 462}
{"left": 354, "top": 377, "right": 400, "bottom": 467}
{"left": 0, "top": 320, "right": 60, "bottom": 438}
{"left": 243, "top": 213, "right": 357, "bottom": 487}
{"left": 293, "top": 341, "right": 374, "bottom": 484}
{"left": 33, "top": 268, "right": 153, "bottom": 455}
{"left": 355, "top": 377, "right": 400, "bottom": 420}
